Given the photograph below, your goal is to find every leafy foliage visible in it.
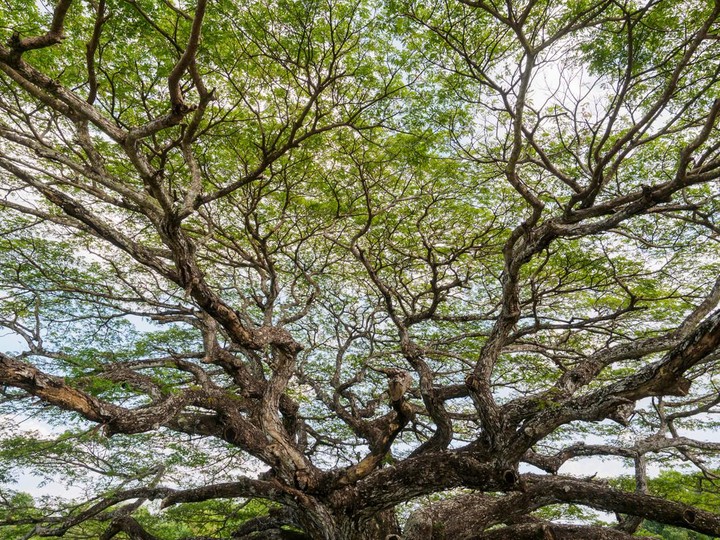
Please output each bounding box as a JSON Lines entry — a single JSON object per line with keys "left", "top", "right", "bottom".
{"left": 0, "top": 0, "right": 719, "bottom": 539}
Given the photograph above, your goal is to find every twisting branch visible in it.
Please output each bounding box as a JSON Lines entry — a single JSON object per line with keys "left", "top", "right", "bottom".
{"left": 167, "top": 0, "right": 208, "bottom": 113}
{"left": 7, "top": 0, "right": 74, "bottom": 56}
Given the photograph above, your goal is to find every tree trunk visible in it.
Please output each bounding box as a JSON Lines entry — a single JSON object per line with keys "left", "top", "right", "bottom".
{"left": 293, "top": 506, "right": 400, "bottom": 540}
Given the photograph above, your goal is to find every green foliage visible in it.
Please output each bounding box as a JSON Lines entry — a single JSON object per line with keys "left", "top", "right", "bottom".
{"left": 0, "top": 492, "right": 42, "bottom": 539}
{"left": 613, "top": 471, "right": 720, "bottom": 540}
{"left": 1, "top": 0, "right": 720, "bottom": 537}
{"left": 642, "top": 521, "right": 715, "bottom": 540}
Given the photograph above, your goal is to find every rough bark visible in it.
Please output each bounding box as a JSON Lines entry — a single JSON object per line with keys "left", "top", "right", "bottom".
{"left": 1, "top": 0, "right": 720, "bottom": 539}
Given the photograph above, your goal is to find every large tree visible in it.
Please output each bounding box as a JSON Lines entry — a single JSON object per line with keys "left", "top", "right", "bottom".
{"left": 1, "top": 0, "right": 720, "bottom": 538}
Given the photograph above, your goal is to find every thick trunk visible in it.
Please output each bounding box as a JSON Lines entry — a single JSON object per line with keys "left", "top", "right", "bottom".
{"left": 283, "top": 505, "right": 400, "bottom": 540}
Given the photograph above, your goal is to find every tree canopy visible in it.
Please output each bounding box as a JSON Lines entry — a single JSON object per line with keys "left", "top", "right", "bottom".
{"left": 1, "top": 0, "right": 720, "bottom": 538}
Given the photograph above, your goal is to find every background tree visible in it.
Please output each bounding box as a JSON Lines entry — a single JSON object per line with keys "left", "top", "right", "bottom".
{"left": 615, "top": 470, "right": 720, "bottom": 539}
{"left": 1, "top": 0, "right": 720, "bottom": 538}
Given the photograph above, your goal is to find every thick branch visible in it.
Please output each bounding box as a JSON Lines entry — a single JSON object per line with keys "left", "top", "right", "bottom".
{"left": 8, "top": 0, "right": 73, "bottom": 55}
{"left": 168, "top": 0, "right": 207, "bottom": 112}
{"left": 524, "top": 474, "right": 720, "bottom": 537}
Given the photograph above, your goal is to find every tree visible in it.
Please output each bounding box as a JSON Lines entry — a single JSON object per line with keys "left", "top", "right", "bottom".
{"left": 613, "top": 469, "right": 720, "bottom": 539}
{"left": 1, "top": 0, "right": 720, "bottom": 537}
